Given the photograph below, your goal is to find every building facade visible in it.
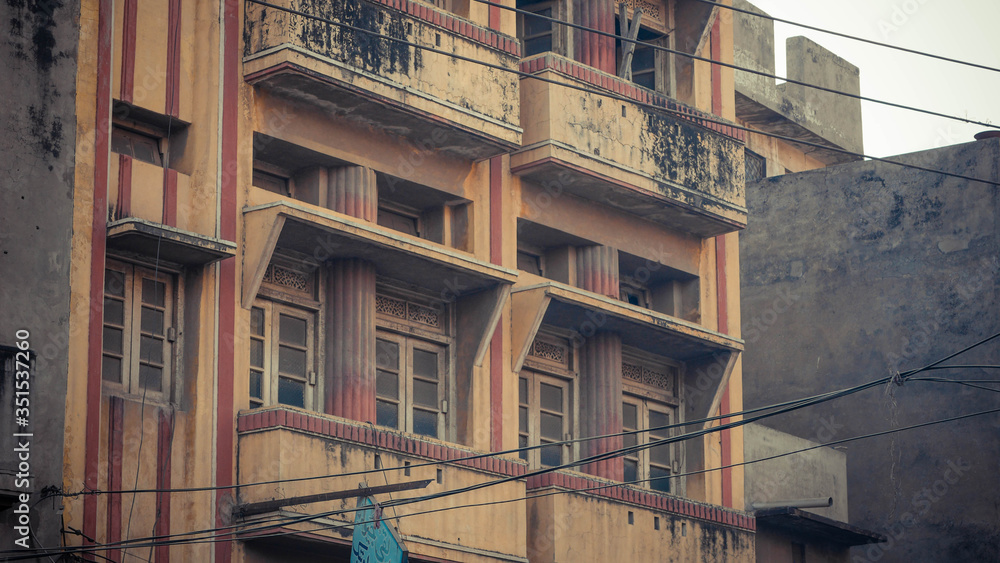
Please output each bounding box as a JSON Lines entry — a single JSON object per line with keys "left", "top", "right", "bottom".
{"left": 2, "top": 0, "right": 758, "bottom": 561}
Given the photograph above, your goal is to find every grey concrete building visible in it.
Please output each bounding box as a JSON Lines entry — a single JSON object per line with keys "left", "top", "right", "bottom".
{"left": 740, "top": 137, "right": 1000, "bottom": 562}
{"left": 0, "top": 0, "right": 80, "bottom": 556}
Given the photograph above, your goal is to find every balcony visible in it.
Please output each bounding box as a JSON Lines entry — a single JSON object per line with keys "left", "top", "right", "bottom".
{"left": 106, "top": 155, "right": 235, "bottom": 265}
{"left": 512, "top": 54, "right": 747, "bottom": 237}
{"left": 525, "top": 470, "right": 755, "bottom": 562}
{"left": 244, "top": 0, "right": 522, "bottom": 160}
{"left": 236, "top": 407, "right": 528, "bottom": 562}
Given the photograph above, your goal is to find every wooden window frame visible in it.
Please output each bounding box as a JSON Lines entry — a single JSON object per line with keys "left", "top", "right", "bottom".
{"left": 375, "top": 330, "right": 448, "bottom": 439}
{"left": 517, "top": 0, "right": 568, "bottom": 58}
{"left": 102, "top": 259, "right": 176, "bottom": 401}
{"left": 518, "top": 370, "right": 573, "bottom": 468}
{"left": 249, "top": 299, "right": 318, "bottom": 411}
{"left": 111, "top": 125, "right": 164, "bottom": 166}
{"left": 622, "top": 394, "right": 676, "bottom": 493}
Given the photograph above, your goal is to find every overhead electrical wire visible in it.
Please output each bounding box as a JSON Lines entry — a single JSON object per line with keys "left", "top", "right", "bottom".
{"left": 689, "top": 0, "right": 1000, "bottom": 75}
{"left": 61, "top": 360, "right": 926, "bottom": 499}
{"left": 244, "top": 0, "right": 1000, "bottom": 187}
{"left": 35, "top": 326, "right": 1000, "bottom": 559}
{"left": 472, "top": 0, "right": 998, "bottom": 130}
{"left": 12, "top": 401, "right": 1000, "bottom": 561}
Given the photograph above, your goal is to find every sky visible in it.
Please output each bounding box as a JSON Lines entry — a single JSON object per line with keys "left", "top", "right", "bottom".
{"left": 741, "top": 0, "right": 1000, "bottom": 158}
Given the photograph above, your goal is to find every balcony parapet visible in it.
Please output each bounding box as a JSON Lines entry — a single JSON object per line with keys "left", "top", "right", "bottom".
{"left": 527, "top": 470, "right": 755, "bottom": 531}
{"left": 244, "top": 0, "right": 522, "bottom": 159}
{"left": 514, "top": 53, "right": 747, "bottom": 237}
{"left": 238, "top": 407, "right": 528, "bottom": 478}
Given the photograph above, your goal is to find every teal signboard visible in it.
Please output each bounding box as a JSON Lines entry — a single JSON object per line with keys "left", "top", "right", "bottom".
{"left": 350, "top": 496, "right": 407, "bottom": 563}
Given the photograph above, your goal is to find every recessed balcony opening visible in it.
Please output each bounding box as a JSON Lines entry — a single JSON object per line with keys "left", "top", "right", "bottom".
{"left": 376, "top": 173, "right": 472, "bottom": 252}
{"left": 618, "top": 250, "right": 699, "bottom": 323}
{"left": 516, "top": 218, "right": 596, "bottom": 285}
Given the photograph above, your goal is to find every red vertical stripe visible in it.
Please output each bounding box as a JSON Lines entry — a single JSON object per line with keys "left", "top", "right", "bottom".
{"left": 106, "top": 397, "right": 124, "bottom": 563}
{"left": 716, "top": 234, "right": 732, "bottom": 507}
{"left": 216, "top": 0, "right": 240, "bottom": 560}
{"left": 155, "top": 409, "right": 173, "bottom": 562}
{"left": 117, "top": 154, "right": 132, "bottom": 219}
{"left": 84, "top": 0, "right": 114, "bottom": 551}
{"left": 710, "top": 15, "right": 723, "bottom": 117}
{"left": 710, "top": 13, "right": 732, "bottom": 508}
{"left": 488, "top": 3, "right": 501, "bottom": 30}
{"left": 489, "top": 156, "right": 503, "bottom": 451}
{"left": 165, "top": 0, "right": 182, "bottom": 117}
{"left": 120, "top": 0, "right": 137, "bottom": 103}
{"left": 162, "top": 167, "right": 177, "bottom": 226}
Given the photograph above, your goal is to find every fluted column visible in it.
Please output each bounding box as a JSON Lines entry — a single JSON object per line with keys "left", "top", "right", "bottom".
{"left": 579, "top": 331, "right": 623, "bottom": 481}
{"left": 324, "top": 165, "right": 377, "bottom": 421}
{"left": 576, "top": 245, "right": 619, "bottom": 298}
{"left": 572, "top": 0, "right": 616, "bottom": 74}
{"left": 327, "top": 165, "right": 378, "bottom": 221}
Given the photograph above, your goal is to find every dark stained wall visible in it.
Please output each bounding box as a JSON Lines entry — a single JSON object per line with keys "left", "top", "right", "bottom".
{"left": 0, "top": 0, "right": 79, "bottom": 553}
{"left": 740, "top": 138, "right": 1000, "bottom": 562}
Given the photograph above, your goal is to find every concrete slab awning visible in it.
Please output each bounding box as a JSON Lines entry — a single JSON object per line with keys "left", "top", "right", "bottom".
{"left": 756, "top": 507, "right": 887, "bottom": 546}
{"left": 106, "top": 218, "right": 237, "bottom": 265}
{"left": 244, "top": 50, "right": 521, "bottom": 161}
{"left": 242, "top": 200, "right": 518, "bottom": 370}
{"left": 510, "top": 281, "right": 743, "bottom": 425}
{"left": 511, "top": 141, "right": 746, "bottom": 237}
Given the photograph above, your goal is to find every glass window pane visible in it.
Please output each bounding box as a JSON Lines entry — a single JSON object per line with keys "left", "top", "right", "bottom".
{"left": 623, "top": 403, "right": 638, "bottom": 428}
{"left": 103, "top": 327, "right": 123, "bottom": 354}
{"left": 519, "top": 378, "right": 528, "bottom": 403}
{"left": 524, "top": 10, "right": 551, "bottom": 36}
{"left": 413, "top": 409, "right": 438, "bottom": 438}
{"left": 624, "top": 459, "right": 638, "bottom": 483}
{"left": 650, "top": 444, "right": 671, "bottom": 466}
{"left": 412, "top": 349, "right": 438, "bottom": 380}
{"left": 540, "top": 382, "right": 562, "bottom": 413}
{"left": 133, "top": 137, "right": 160, "bottom": 165}
{"left": 518, "top": 436, "right": 528, "bottom": 460}
{"left": 139, "top": 364, "right": 162, "bottom": 391}
{"left": 650, "top": 466, "right": 671, "bottom": 493}
{"left": 525, "top": 36, "right": 552, "bottom": 57}
{"left": 377, "top": 400, "right": 399, "bottom": 429}
{"left": 110, "top": 129, "right": 132, "bottom": 157}
{"left": 650, "top": 410, "right": 669, "bottom": 431}
{"left": 278, "top": 377, "right": 305, "bottom": 407}
{"left": 278, "top": 346, "right": 306, "bottom": 377}
{"left": 250, "top": 370, "right": 263, "bottom": 399}
{"left": 413, "top": 378, "right": 438, "bottom": 408}
{"left": 632, "top": 47, "right": 655, "bottom": 71}
{"left": 540, "top": 412, "right": 562, "bottom": 441}
{"left": 140, "top": 335, "right": 163, "bottom": 365}
{"left": 376, "top": 339, "right": 399, "bottom": 371}
{"left": 623, "top": 432, "right": 637, "bottom": 449}
{"left": 142, "top": 278, "right": 166, "bottom": 307}
{"left": 519, "top": 406, "right": 528, "bottom": 433}
{"left": 250, "top": 339, "right": 264, "bottom": 368}
{"left": 102, "top": 356, "right": 122, "bottom": 383}
{"left": 141, "top": 307, "right": 165, "bottom": 335}
{"left": 376, "top": 370, "right": 399, "bottom": 400}
{"left": 250, "top": 307, "right": 265, "bottom": 336}
{"left": 104, "top": 297, "right": 124, "bottom": 325}
{"left": 104, "top": 270, "right": 126, "bottom": 297}
{"left": 634, "top": 72, "right": 655, "bottom": 91}
{"left": 540, "top": 443, "right": 561, "bottom": 467}
{"left": 279, "top": 314, "right": 307, "bottom": 346}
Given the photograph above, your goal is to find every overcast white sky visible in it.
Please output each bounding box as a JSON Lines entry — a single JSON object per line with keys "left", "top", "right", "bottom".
{"left": 742, "top": 0, "right": 1000, "bottom": 158}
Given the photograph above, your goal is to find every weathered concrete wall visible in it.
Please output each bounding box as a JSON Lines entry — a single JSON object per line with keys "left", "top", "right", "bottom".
{"left": 740, "top": 138, "right": 1000, "bottom": 562}
{"left": 0, "top": 0, "right": 78, "bottom": 553}
{"left": 733, "top": 0, "right": 862, "bottom": 162}
{"left": 743, "top": 423, "right": 848, "bottom": 522}
{"left": 0, "top": 0, "right": 78, "bottom": 557}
